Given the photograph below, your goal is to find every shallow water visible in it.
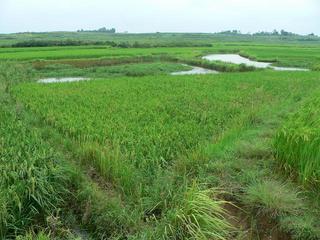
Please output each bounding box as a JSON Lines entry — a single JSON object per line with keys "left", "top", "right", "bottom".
{"left": 272, "top": 66, "right": 309, "bottom": 71}
{"left": 38, "top": 77, "right": 89, "bottom": 83}
{"left": 203, "top": 54, "right": 309, "bottom": 71}
{"left": 171, "top": 65, "right": 218, "bottom": 75}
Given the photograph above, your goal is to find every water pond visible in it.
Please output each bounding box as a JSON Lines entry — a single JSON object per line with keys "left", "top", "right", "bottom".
{"left": 38, "top": 77, "right": 90, "bottom": 83}
{"left": 171, "top": 65, "right": 218, "bottom": 75}
{"left": 202, "top": 54, "right": 309, "bottom": 71}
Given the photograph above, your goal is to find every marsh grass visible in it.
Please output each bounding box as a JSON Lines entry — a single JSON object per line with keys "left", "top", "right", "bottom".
{"left": 274, "top": 96, "right": 320, "bottom": 185}
{"left": 280, "top": 214, "right": 320, "bottom": 239}
{"left": 3, "top": 41, "right": 320, "bottom": 240}
{"left": 162, "top": 184, "right": 233, "bottom": 240}
{"left": 77, "top": 141, "right": 142, "bottom": 197}
{"left": 243, "top": 180, "right": 304, "bottom": 218}
{"left": 0, "top": 62, "right": 73, "bottom": 238}
{"left": 36, "top": 61, "right": 191, "bottom": 78}
{"left": 16, "top": 232, "right": 51, "bottom": 240}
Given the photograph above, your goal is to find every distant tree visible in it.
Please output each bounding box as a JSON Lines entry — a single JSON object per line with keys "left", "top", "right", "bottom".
{"left": 78, "top": 27, "right": 116, "bottom": 33}
{"left": 280, "top": 29, "right": 297, "bottom": 36}
{"left": 217, "top": 30, "right": 241, "bottom": 35}
{"left": 98, "top": 27, "right": 107, "bottom": 32}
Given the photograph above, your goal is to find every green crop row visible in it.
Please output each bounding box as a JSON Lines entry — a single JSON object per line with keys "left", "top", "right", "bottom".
{"left": 8, "top": 64, "right": 320, "bottom": 239}
{"left": 275, "top": 95, "right": 320, "bottom": 186}
{"left": 1, "top": 43, "right": 320, "bottom": 70}
{"left": 0, "top": 93, "right": 71, "bottom": 238}
{"left": 13, "top": 71, "right": 320, "bottom": 199}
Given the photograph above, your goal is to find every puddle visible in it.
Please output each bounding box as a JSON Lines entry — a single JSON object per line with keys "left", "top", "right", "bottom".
{"left": 38, "top": 77, "right": 89, "bottom": 83}
{"left": 171, "top": 65, "right": 218, "bottom": 75}
{"left": 202, "top": 54, "right": 309, "bottom": 71}
{"left": 271, "top": 66, "right": 309, "bottom": 71}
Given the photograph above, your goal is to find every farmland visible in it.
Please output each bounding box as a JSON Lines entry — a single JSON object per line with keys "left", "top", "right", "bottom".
{"left": 1, "top": 32, "right": 320, "bottom": 239}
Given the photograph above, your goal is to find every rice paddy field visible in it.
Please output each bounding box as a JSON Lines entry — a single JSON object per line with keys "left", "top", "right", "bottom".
{"left": 1, "top": 32, "right": 320, "bottom": 239}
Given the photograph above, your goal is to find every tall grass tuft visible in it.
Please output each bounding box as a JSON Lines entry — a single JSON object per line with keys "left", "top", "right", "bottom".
{"left": 162, "top": 184, "right": 232, "bottom": 240}
{"left": 243, "top": 180, "right": 304, "bottom": 218}
{"left": 274, "top": 96, "right": 320, "bottom": 185}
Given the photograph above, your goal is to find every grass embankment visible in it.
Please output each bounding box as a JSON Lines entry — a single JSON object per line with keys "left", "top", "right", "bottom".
{"left": 12, "top": 71, "right": 320, "bottom": 239}
{"left": 35, "top": 62, "right": 191, "bottom": 78}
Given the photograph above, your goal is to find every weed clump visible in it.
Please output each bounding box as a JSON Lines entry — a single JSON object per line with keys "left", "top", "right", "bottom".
{"left": 243, "top": 180, "right": 303, "bottom": 218}
{"left": 161, "top": 184, "right": 232, "bottom": 240}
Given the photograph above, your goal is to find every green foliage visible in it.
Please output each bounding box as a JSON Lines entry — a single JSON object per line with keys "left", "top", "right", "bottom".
{"left": 280, "top": 214, "right": 320, "bottom": 239}
{"left": 243, "top": 180, "right": 304, "bottom": 218}
{"left": 1, "top": 42, "right": 320, "bottom": 71}
{"left": 2, "top": 37, "right": 320, "bottom": 240}
{"left": 16, "top": 231, "right": 51, "bottom": 240}
{"left": 1, "top": 31, "right": 319, "bottom": 49}
{"left": 274, "top": 96, "right": 320, "bottom": 185}
{"left": 36, "top": 62, "right": 191, "bottom": 78}
{"left": 0, "top": 62, "right": 74, "bottom": 239}
{"left": 0, "top": 62, "right": 34, "bottom": 92}
{"left": 0, "top": 97, "right": 71, "bottom": 238}
{"left": 162, "top": 184, "right": 232, "bottom": 240}
{"left": 12, "top": 72, "right": 284, "bottom": 183}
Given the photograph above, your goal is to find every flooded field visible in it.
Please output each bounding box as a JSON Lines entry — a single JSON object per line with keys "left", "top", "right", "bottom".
{"left": 203, "top": 54, "right": 309, "bottom": 71}
{"left": 38, "top": 77, "right": 89, "bottom": 83}
{"left": 171, "top": 65, "right": 218, "bottom": 75}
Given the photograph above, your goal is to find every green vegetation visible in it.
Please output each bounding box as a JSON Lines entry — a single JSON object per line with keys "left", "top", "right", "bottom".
{"left": 275, "top": 96, "right": 320, "bottom": 185}
{"left": 1, "top": 42, "right": 320, "bottom": 70}
{"left": 243, "top": 180, "right": 303, "bottom": 218}
{"left": 0, "top": 63, "right": 69, "bottom": 238}
{"left": 1, "top": 31, "right": 319, "bottom": 48}
{"left": 36, "top": 62, "right": 191, "bottom": 78}
{"left": 1, "top": 32, "right": 320, "bottom": 239}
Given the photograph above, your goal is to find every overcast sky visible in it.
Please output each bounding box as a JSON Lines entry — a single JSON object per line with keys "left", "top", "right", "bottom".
{"left": 0, "top": 0, "right": 319, "bottom": 34}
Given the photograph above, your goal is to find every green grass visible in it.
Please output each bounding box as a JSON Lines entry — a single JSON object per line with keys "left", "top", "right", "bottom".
{"left": 243, "top": 180, "right": 304, "bottom": 218}
{"left": 35, "top": 62, "right": 191, "bottom": 78}
{"left": 1, "top": 32, "right": 319, "bottom": 48}
{"left": 1, "top": 42, "right": 320, "bottom": 70}
{"left": 14, "top": 72, "right": 317, "bottom": 188}
{"left": 2, "top": 37, "right": 320, "bottom": 239}
{"left": 12, "top": 71, "right": 320, "bottom": 239}
{"left": 0, "top": 73, "right": 70, "bottom": 238}
{"left": 274, "top": 96, "right": 320, "bottom": 186}
{"left": 16, "top": 232, "right": 51, "bottom": 240}
{"left": 161, "top": 184, "right": 232, "bottom": 240}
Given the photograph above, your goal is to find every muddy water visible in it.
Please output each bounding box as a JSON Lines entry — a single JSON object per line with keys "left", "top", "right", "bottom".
{"left": 203, "top": 54, "right": 309, "bottom": 71}
{"left": 38, "top": 77, "right": 89, "bottom": 83}
{"left": 171, "top": 65, "right": 218, "bottom": 75}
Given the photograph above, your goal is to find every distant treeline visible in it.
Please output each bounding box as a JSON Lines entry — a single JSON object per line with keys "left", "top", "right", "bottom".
{"left": 217, "top": 29, "right": 318, "bottom": 37}
{"left": 10, "top": 40, "right": 212, "bottom": 48}
{"left": 77, "top": 27, "right": 116, "bottom": 33}
{"left": 11, "top": 40, "right": 104, "bottom": 47}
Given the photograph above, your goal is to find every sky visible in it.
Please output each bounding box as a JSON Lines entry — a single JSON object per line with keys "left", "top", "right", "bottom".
{"left": 0, "top": 0, "right": 319, "bottom": 34}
